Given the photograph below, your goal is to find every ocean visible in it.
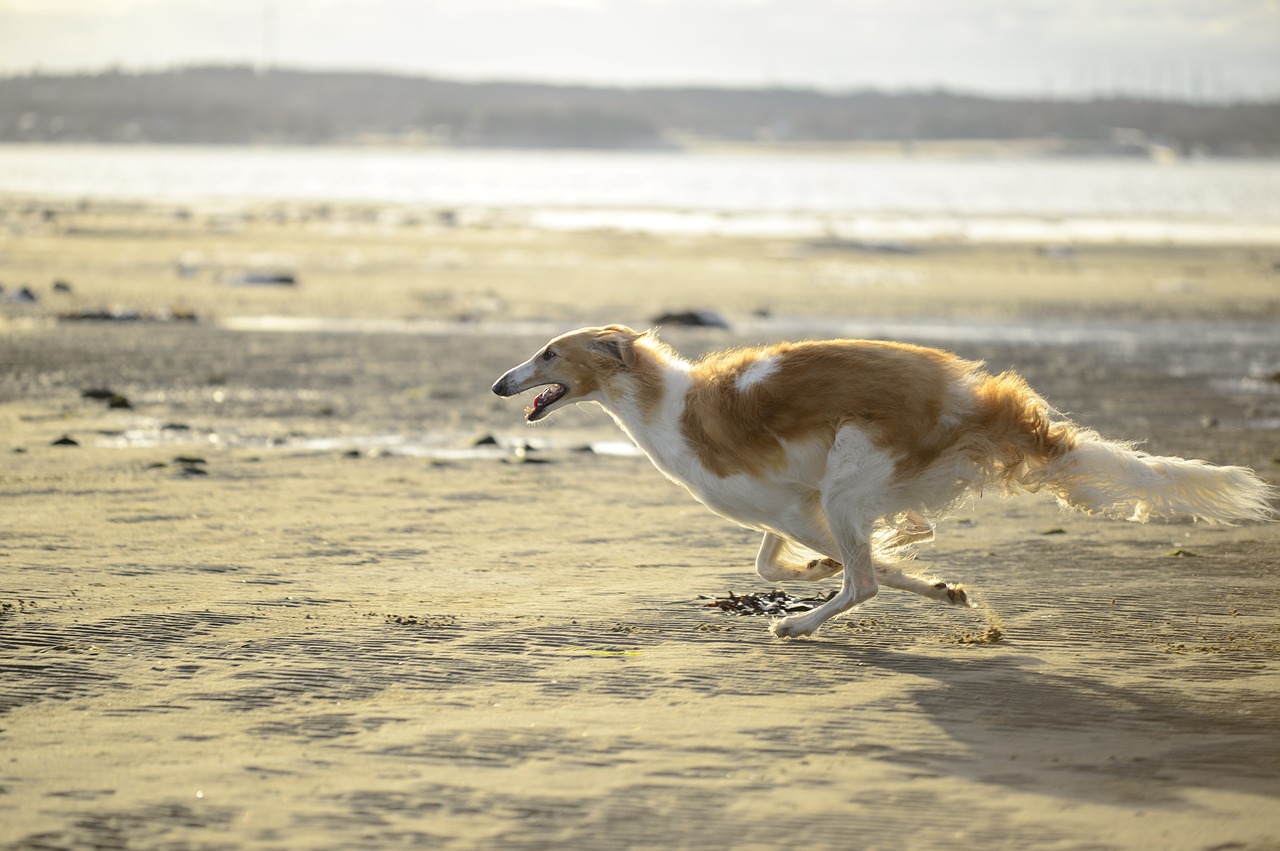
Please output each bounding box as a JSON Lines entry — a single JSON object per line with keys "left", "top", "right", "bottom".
{"left": 3, "top": 144, "right": 1280, "bottom": 244}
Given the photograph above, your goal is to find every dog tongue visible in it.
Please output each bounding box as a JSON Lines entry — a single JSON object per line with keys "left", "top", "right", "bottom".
{"left": 528, "top": 384, "right": 566, "bottom": 419}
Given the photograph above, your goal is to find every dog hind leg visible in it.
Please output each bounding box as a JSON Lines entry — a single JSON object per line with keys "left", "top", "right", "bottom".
{"left": 873, "top": 513, "right": 970, "bottom": 605}
{"left": 755, "top": 532, "right": 843, "bottom": 582}
{"left": 879, "top": 510, "right": 935, "bottom": 549}
{"left": 875, "top": 564, "right": 972, "bottom": 607}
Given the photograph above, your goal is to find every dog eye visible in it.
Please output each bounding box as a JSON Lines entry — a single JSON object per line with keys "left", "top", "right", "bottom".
{"left": 541, "top": 350, "right": 557, "bottom": 362}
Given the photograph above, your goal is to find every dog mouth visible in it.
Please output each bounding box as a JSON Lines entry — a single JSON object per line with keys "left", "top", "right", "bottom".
{"left": 525, "top": 384, "right": 568, "bottom": 422}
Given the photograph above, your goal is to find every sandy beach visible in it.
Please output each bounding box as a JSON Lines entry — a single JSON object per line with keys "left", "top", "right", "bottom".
{"left": 2, "top": 199, "right": 1279, "bottom": 850}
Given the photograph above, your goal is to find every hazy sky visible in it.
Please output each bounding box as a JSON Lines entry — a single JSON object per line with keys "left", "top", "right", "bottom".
{"left": 1, "top": 0, "right": 1278, "bottom": 98}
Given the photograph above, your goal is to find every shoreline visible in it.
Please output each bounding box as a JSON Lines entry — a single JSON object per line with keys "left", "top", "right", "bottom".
{"left": 3, "top": 145, "right": 1280, "bottom": 248}
{"left": 6, "top": 193, "right": 1280, "bottom": 249}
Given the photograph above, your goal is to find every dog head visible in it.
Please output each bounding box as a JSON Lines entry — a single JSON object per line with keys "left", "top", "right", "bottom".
{"left": 492, "top": 325, "right": 642, "bottom": 422}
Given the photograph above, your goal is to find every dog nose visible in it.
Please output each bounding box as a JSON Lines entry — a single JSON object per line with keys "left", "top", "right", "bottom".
{"left": 492, "top": 376, "right": 509, "bottom": 396}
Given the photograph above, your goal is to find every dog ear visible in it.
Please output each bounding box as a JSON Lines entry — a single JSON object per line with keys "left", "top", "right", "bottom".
{"left": 593, "top": 328, "right": 638, "bottom": 368}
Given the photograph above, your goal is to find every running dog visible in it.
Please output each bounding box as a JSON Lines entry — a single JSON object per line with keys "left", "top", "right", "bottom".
{"left": 492, "top": 325, "right": 1275, "bottom": 638}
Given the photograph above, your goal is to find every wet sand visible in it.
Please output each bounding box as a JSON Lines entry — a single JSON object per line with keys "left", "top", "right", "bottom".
{"left": 2, "top": 201, "right": 1280, "bottom": 849}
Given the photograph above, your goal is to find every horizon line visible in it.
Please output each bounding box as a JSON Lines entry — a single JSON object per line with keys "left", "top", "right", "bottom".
{"left": 2, "top": 61, "right": 1276, "bottom": 107}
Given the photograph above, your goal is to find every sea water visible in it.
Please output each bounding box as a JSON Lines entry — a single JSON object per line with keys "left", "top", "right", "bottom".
{"left": 3, "top": 144, "right": 1280, "bottom": 244}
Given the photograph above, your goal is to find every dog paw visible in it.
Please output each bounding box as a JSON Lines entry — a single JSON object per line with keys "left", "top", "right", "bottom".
{"left": 770, "top": 616, "right": 816, "bottom": 639}
{"left": 932, "top": 581, "right": 972, "bottom": 607}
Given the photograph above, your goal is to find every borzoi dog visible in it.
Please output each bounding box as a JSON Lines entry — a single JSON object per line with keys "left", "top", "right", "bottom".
{"left": 492, "top": 325, "right": 1275, "bottom": 638}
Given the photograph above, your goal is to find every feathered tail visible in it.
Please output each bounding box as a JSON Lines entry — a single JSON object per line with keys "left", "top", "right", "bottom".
{"left": 971, "top": 370, "right": 1275, "bottom": 525}
{"left": 1042, "top": 429, "right": 1276, "bottom": 524}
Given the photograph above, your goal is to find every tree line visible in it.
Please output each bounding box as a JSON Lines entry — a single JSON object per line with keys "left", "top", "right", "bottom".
{"left": 2, "top": 66, "right": 1277, "bottom": 155}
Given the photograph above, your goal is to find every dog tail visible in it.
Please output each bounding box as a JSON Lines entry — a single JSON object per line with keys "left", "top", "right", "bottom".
{"left": 973, "top": 371, "right": 1276, "bottom": 525}
{"left": 1042, "top": 429, "right": 1276, "bottom": 524}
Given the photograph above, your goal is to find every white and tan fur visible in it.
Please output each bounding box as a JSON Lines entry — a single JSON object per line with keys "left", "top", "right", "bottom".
{"left": 492, "top": 325, "right": 1276, "bottom": 638}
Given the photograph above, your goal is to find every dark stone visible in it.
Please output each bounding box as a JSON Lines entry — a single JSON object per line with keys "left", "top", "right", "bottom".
{"left": 650, "top": 309, "right": 730, "bottom": 329}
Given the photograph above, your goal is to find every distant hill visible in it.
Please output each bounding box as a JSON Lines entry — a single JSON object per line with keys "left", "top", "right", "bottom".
{"left": 2, "top": 66, "right": 1277, "bottom": 155}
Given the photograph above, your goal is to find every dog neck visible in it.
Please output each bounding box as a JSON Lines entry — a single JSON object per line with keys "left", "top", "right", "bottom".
{"left": 594, "top": 336, "right": 696, "bottom": 470}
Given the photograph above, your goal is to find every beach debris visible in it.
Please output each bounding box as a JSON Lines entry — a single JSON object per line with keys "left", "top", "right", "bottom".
{"left": 62, "top": 307, "right": 144, "bottom": 322}
{"left": 226, "top": 271, "right": 297, "bottom": 286}
{"left": 1164, "top": 548, "right": 1199, "bottom": 558}
{"left": 81, "top": 387, "right": 132, "bottom": 409}
{"left": 468, "top": 433, "right": 500, "bottom": 447}
{"left": 807, "top": 237, "right": 917, "bottom": 255}
{"left": 384, "top": 613, "right": 458, "bottom": 628}
{"left": 651, "top": 309, "right": 730, "bottom": 329}
{"left": 59, "top": 306, "right": 198, "bottom": 323}
{"left": 52, "top": 279, "right": 74, "bottom": 293}
{"left": 1, "top": 285, "right": 38, "bottom": 303}
{"left": 172, "top": 454, "right": 208, "bottom": 475}
{"left": 700, "top": 589, "right": 836, "bottom": 616}
{"left": 51, "top": 434, "right": 79, "bottom": 446}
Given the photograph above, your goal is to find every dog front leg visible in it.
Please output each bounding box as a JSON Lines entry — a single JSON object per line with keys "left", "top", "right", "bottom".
{"left": 770, "top": 530, "right": 875, "bottom": 638}
{"left": 770, "top": 427, "right": 887, "bottom": 638}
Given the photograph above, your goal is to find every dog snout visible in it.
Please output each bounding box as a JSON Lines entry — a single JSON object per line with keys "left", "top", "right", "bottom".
{"left": 492, "top": 367, "right": 523, "bottom": 397}
{"left": 494, "top": 358, "right": 539, "bottom": 397}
